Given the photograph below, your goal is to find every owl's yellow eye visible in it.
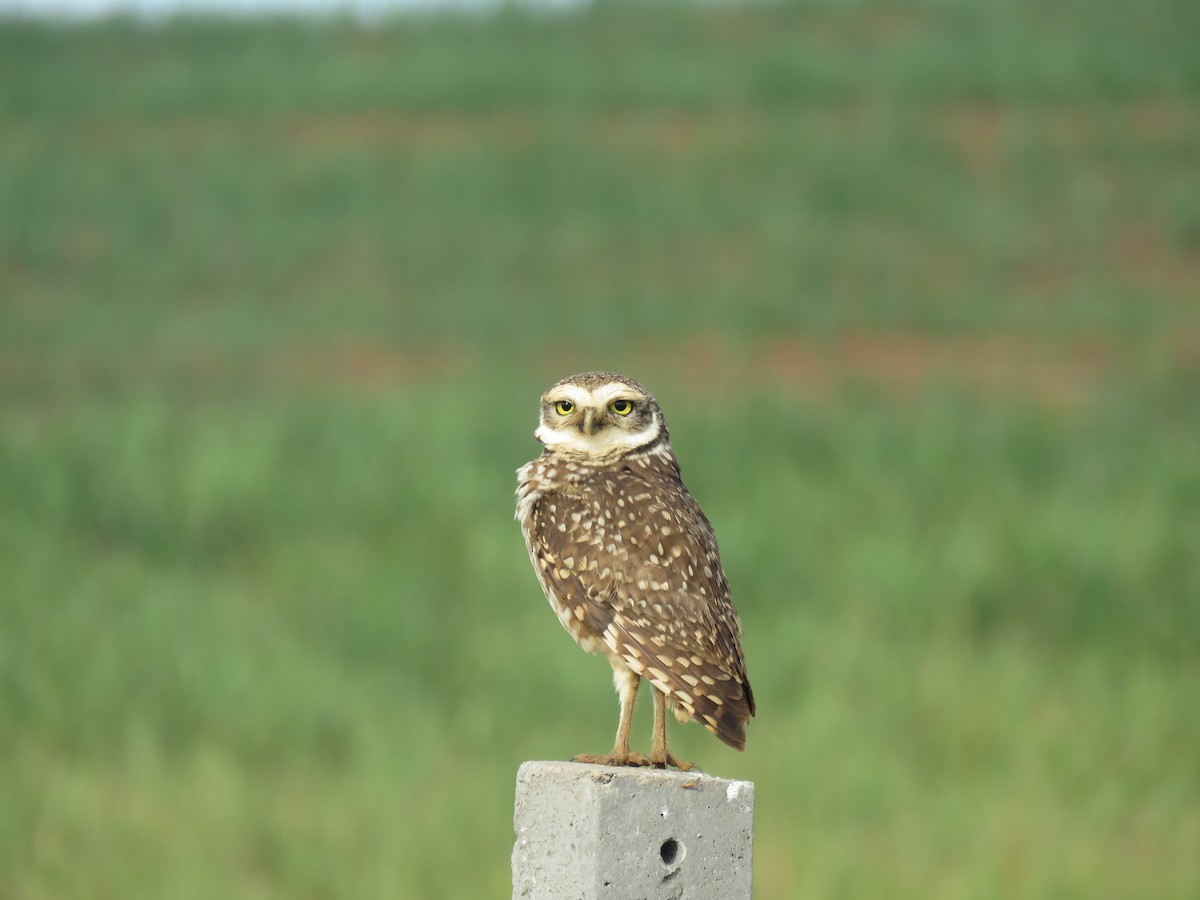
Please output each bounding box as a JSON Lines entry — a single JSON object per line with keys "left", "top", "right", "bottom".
{"left": 555, "top": 400, "right": 575, "bottom": 416}
{"left": 609, "top": 399, "right": 633, "bottom": 415}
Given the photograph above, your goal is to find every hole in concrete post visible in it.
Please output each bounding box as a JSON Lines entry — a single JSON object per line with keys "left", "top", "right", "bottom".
{"left": 660, "top": 838, "right": 683, "bottom": 867}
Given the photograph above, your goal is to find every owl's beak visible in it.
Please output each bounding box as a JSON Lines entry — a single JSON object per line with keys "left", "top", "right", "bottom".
{"left": 582, "top": 407, "right": 596, "bottom": 436}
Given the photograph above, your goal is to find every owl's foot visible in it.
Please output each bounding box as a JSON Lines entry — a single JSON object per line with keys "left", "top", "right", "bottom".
{"left": 650, "top": 750, "right": 701, "bottom": 773}
{"left": 572, "top": 751, "right": 654, "bottom": 768}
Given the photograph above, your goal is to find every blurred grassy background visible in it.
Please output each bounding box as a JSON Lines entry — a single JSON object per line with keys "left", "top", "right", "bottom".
{"left": 1, "top": 1, "right": 1198, "bottom": 897}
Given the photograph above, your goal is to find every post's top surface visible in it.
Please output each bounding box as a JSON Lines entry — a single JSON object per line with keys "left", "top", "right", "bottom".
{"left": 516, "top": 759, "right": 754, "bottom": 797}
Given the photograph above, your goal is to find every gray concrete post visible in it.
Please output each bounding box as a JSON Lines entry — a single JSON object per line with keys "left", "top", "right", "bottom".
{"left": 512, "top": 760, "right": 755, "bottom": 899}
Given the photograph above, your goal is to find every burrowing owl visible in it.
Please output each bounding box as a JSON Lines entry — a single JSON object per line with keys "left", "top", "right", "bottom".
{"left": 516, "top": 372, "right": 754, "bottom": 771}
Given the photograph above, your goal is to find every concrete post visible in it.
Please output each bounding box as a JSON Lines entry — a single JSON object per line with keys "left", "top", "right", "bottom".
{"left": 512, "top": 760, "right": 755, "bottom": 899}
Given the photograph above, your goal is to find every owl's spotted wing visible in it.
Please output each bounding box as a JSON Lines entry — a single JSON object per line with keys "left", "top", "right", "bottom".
{"left": 527, "top": 463, "right": 754, "bottom": 749}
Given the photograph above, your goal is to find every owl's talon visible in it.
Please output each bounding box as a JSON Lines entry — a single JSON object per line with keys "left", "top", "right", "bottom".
{"left": 651, "top": 751, "right": 701, "bottom": 773}
{"left": 572, "top": 751, "right": 654, "bottom": 768}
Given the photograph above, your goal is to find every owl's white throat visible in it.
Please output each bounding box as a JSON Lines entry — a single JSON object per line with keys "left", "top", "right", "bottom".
{"left": 535, "top": 411, "right": 663, "bottom": 458}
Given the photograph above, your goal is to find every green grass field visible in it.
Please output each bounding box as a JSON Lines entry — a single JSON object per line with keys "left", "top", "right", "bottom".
{"left": 2, "top": 2, "right": 1198, "bottom": 896}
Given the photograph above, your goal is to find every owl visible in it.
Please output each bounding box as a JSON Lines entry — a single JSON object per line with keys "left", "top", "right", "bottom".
{"left": 515, "top": 372, "right": 754, "bottom": 771}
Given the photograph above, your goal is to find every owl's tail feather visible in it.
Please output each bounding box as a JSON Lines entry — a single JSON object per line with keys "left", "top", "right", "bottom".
{"left": 710, "top": 680, "right": 754, "bottom": 751}
{"left": 679, "top": 676, "right": 754, "bottom": 751}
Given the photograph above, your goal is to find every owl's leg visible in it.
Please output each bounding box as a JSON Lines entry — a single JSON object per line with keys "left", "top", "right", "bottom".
{"left": 649, "top": 687, "right": 699, "bottom": 772}
{"left": 573, "top": 662, "right": 652, "bottom": 767}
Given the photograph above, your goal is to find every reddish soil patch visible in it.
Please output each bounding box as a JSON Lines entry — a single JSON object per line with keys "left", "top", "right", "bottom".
{"left": 935, "top": 99, "right": 1198, "bottom": 180}
{"left": 263, "top": 339, "right": 466, "bottom": 390}
{"left": 760, "top": 333, "right": 1115, "bottom": 406}
{"left": 534, "top": 330, "right": 1195, "bottom": 409}
{"left": 74, "top": 98, "right": 1197, "bottom": 164}
{"left": 1111, "top": 222, "right": 1200, "bottom": 300}
{"left": 257, "top": 330, "right": 1198, "bottom": 405}
{"left": 4, "top": 332, "right": 1196, "bottom": 405}
{"left": 279, "top": 110, "right": 538, "bottom": 154}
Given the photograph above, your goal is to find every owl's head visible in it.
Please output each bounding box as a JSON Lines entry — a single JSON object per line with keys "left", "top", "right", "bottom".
{"left": 535, "top": 372, "right": 669, "bottom": 459}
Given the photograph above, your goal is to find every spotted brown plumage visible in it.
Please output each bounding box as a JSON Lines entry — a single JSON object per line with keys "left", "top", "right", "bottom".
{"left": 516, "top": 372, "right": 754, "bottom": 771}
